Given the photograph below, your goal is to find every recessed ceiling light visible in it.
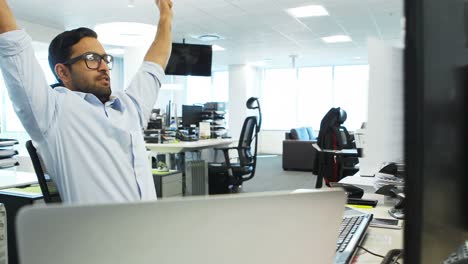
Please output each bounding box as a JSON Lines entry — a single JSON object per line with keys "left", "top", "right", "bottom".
{"left": 287, "top": 5, "right": 329, "bottom": 18}
{"left": 190, "top": 34, "right": 223, "bottom": 42}
{"left": 321, "top": 35, "right": 352, "bottom": 43}
{"left": 94, "top": 22, "right": 157, "bottom": 47}
{"left": 353, "top": 56, "right": 361, "bottom": 60}
{"left": 127, "top": 0, "right": 135, "bottom": 8}
{"left": 212, "top": 45, "right": 225, "bottom": 51}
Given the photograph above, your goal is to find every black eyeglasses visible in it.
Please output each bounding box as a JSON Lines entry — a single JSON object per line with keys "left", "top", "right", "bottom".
{"left": 62, "top": 52, "right": 113, "bottom": 70}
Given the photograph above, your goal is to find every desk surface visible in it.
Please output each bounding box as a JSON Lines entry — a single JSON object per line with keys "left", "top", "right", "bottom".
{"left": 339, "top": 171, "right": 403, "bottom": 263}
{"left": 146, "top": 138, "right": 236, "bottom": 153}
{"left": 0, "top": 170, "right": 38, "bottom": 189}
{"left": 353, "top": 193, "right": 403, "bottom": 263}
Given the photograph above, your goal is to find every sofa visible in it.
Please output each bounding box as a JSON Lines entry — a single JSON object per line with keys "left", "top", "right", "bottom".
{"left": 282, "top": 127, "right": 317, "bottom": 171}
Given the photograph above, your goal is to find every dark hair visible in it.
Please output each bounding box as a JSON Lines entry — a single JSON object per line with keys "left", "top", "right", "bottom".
{"left": 48, "top": 27, "right": 98, "bottom": 86}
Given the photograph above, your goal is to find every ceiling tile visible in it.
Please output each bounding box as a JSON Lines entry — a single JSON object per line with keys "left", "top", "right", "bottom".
{"left": 9, "top": 0, "right": 404, "bottom": 68}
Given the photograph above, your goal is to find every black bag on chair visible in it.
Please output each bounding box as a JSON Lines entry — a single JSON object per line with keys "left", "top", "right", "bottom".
{"left": 314, "top": 107, "right": 358, "bottom": 188}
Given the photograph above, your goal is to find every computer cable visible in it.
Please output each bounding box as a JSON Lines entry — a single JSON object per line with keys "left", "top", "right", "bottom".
{"left": 356, "top": 245, "right": 385, "bottom": 258}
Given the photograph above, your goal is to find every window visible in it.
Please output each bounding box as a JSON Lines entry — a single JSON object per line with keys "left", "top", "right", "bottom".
{"left": 211, "top": 71, "right": 229, "bottom": 102}
{"left": 260, "top": 65, "right": 369, "bottom": 131}
{"left": 186, "top": 76, "right": 211, "bottom": 105}
{"left": 261, "top": 69, "right": 298, "bottom": 130}
{"left": 333, "top": 65, "right": 369, "bottom": 130}
{"left": 186, "top": 71, "right": 229, "bottom": 104}
{"left": 297, "top": 67, "right": 333, "bottom": 129}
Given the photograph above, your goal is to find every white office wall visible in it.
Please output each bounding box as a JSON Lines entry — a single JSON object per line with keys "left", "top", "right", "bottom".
{"left": 228, "top": 65, "right": 261, "bottom": 139}
{"left": 123, "top": 46, "right": 150, "bottom": 88}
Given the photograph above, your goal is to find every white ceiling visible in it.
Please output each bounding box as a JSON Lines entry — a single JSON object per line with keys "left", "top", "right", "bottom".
{"left": 8, "top": 0, "right": 403, "bottom": 70}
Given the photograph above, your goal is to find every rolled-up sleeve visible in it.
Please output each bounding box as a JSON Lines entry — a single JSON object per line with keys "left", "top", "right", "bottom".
{"left": 0, "top": 29, "right": 58, "bottom": 142}
{"left": 125, "top": 61, "right": 164, "bottom": 127}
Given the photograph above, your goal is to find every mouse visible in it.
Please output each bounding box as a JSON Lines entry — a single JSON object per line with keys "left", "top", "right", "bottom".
{"left": 329, "top": 183, "right": 364, "bottom": 199}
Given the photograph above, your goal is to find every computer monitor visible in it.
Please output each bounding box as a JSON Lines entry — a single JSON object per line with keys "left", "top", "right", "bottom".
{"left": 165, "top": 43, "right": 212, "bottom": 77}
{"left": 16, "top": 190, "right": 347, "bottom": 264}
{"left": 182, "top": 105, "right": 203, "bottom": 128}
{"left": 406, "top": 0, "right": 468, "bottom": 262}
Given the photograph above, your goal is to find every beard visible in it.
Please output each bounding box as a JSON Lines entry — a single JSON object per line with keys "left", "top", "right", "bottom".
{"left": 72, "top": 73, "right": 112, "bottom": 102}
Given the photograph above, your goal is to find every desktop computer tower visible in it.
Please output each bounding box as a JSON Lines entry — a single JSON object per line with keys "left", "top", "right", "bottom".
{"left": 208, "top": 164, "right": 231, "bottom": 195}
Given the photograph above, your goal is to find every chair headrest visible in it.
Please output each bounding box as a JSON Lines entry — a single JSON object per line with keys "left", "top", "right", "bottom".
{"left": 338, "top": 108, "right": 347, "bottom": 124}
{"left": 246, "top": 97, "right": 259, "bottom": 109}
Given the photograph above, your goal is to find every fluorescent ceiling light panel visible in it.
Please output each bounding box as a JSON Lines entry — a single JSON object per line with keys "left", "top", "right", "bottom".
{"left": 287, "top": 5, "right": 329, "bottom": 18}
{"left": 321, "top": 35, "right": 352, "bottom": 43}
{"left": 212, "top": 45, "right": 225, "bottom": 51}
{"left": 94, "top": 22, "right": 157, "bottom": 47}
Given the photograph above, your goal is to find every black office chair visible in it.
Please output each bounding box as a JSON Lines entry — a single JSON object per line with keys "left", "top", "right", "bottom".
{"left": 208, "top": 97, "right": 262, "bottom": 194}
{"left": 25, "top": 140, "right": 62, "bottom": 203}
{"left": 313, "top": 107, "right": 359, "bottom": 188}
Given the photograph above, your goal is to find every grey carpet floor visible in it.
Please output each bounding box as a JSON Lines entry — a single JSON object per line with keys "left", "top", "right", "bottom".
{"left": 241, "top": 155, "right": 317, "bottom": 193}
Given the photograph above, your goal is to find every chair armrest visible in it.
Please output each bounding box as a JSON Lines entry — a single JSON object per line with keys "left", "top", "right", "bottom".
{"left": 283, "top": 139, "right": 317, "bottom": 143}
{"left": 312, "top": 143, "right": 358, "bottom": 156}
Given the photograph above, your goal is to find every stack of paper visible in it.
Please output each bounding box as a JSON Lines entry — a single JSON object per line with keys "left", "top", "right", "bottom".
{"left": 0, "top": 138, "right": 19, "bottom": 169}
{"left": 374, "top": 163, "right": 405, "bottom": 190}
{"left": 0, "top": 158, "right": 19, "bottom": 169}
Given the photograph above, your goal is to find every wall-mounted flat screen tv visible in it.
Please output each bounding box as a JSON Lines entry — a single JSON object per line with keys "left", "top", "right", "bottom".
{"left": 165, "top": 43, "right": 212, "bottom": 77}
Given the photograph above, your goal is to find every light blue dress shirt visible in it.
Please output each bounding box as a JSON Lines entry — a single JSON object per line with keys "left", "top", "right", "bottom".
{"left": 0, "top": 29, "right": 163, "bottom": 204}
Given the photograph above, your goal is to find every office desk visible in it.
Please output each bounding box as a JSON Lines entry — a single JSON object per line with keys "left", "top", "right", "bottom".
{"left": 352, "top": 193, "right": 403, "bottom": 263}
{"left": 146, "top": 139, "right": 236, "bottom": 195}
{"left": 338, "top": 169, "right": 403, "bottom": 264}
{"left": 0, "top": 170, "right": 38, "bottom": 189}
{"left": 146, "top": 138, "right": 236, "bottom": 154}
{"left": 0, "top": 170, "right": 40, "bottom": 264}
{"left": 146, "top": 138, "right": 236, "bottom": 169}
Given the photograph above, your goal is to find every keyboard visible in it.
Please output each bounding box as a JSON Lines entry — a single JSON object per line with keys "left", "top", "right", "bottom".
{"left": 335, "top": 214, "right": 373, "bottom": 264}
{"left": 443, "top": 242, "right": 468, "bottom": 264}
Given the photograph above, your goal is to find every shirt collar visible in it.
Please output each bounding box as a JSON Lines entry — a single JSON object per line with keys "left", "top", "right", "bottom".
{"left": 55, "top": 87, "right": 125, "bottom": 112}
{"left": 84, "top": 94, "right": 125, "bottom": 112}
{"left": 106, "top": 95, "right": 125, "bottom": 112}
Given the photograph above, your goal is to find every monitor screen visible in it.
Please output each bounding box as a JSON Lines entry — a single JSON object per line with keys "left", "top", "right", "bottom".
{"left": 182, "top": 105, "right": 203, "bottom": 127}
{"left": 165, "top": 43, "right": 212, "bottom": 77}
{"left": 406, "top": 0, "right": 468, "bottom": 262}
